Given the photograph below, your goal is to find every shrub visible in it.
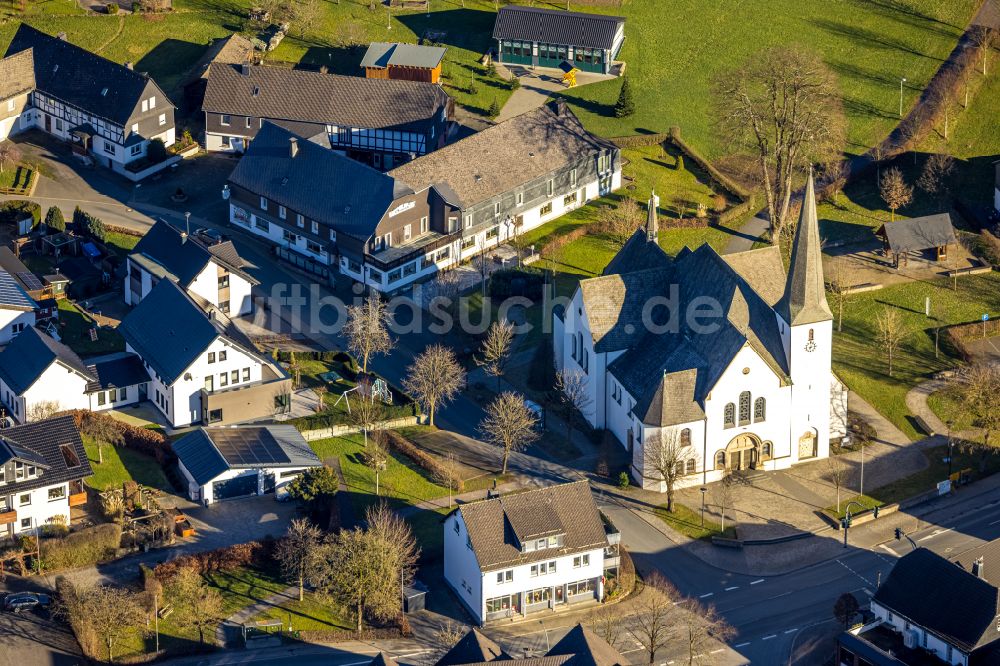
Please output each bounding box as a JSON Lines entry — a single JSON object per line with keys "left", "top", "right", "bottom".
{"left": 40, "top": 523, "right": 122, "bottom": 570}
{"left": 715, "top": 195, "right": 758, "bottom": 227}
{"left": 712, "top": 193, "right": 727, "bottom": 214}
{"left": 153, "top": 540, "right": 272, "bottom": 581}
{"left": 45, "top": 206, "right": 66, "bottom": 232}
{"left": 675, "top": 154, "right": 684, "bottom": 172}
{"left": 106, "top": 3, "right": 119, "bottom": 13}
{"left": 69, "top": 410, "right": 172, "bottom": 464}
{"left": 146, "top": 138, "right": 168, "bottom": 164}
{"left": 487, "top": 98, "right": 501, "bottom": 118}
{"left": 614, "top": 76, "right": 636, "bottom": 118}
{"left": 617, "top": 471, "right": 630, "bottom": 489}
{"left": 0, "top": 200, "right": 41, "bottom": 227}
{"left": 488, "top": 267, "right": 545, "bottom": 300}
{"left": 486, "top": 61, "right": 497, "bottom": 78}
{"left": 384, "top": 430, "right": 464, "bottom": 492}
{"left": 509, "top": 75, "right": 521, "bottom": 91}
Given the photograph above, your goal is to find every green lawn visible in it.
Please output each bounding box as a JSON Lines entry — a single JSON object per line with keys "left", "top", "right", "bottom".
{"left": 655, "top": 502, "right": 737, "bottom": 541}
{"left": 104, "top": 230, "right": 141, "bottom": 258}
{"left": 55, "top": 299, "right": 125, "bottom": 356}
{"left": 81, "top": 434, "right": 172, "bottom": 492}
{"left": 0, "top": 164, "right": 34, "bottom": 193}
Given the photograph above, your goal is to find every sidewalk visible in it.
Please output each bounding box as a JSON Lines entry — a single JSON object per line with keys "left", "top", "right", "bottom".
{"left": 905, "top": 378, "right": 982, "bottom": 442}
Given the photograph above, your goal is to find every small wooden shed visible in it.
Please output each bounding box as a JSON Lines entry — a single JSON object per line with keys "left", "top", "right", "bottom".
{"left": 361, "top": 42, "right": 446, "bottom": 84}
{"left": 876, "top": 213, "right": 958, "bottom": 268}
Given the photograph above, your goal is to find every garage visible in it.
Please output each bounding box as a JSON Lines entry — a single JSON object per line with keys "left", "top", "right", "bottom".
{"left": 212, "top": 472, "right": 258, "bottom": 501}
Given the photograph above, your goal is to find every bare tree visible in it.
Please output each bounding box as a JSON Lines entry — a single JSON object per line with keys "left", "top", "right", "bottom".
{"left": 80, "top": 414, "right": 124, "bottom": 465}
{"left": 834, "top": 592, "right": 860, "bottom": 629}
{"left": 295, "top": 0, "right": 321, "bottom": 37}
{"left": 827, "top": 455, "right": 848, "bottom": 514}
{"left": 632, "top": 572, "right": 679, "bottom": 665}
{"left": 711, "top": 473, "right": 736, "bottom": 532}
{"left": 874, "top": 306, "right": 907, "bottom": 377}
{"left": 879, "top": 167, "right": 913, "bottom": 222}
{"left": 712, "top": 46, "right": 846, "bottom": 243}
{"left": 344, "top": 294, "right": 392, "bottom": 373}
{"left": 597, "top": 197, "right": 644, "bottom": 246}
{"left": 362, "top": 428, "right": 389, "bottom": 495}
{"left": 349, "top": 395, "right": 387, "bottom": 493}
{"left": 166, "top": 566, "right": 224, "bottom": 645}
{"left": 969, "top": 26, "right": 996, "bottom": 75}
{"left": 403, "top": 344, "right": 466, "bottom": 427}
{"left": 70, "top": 584, "right": 146, "bottom": 663}
{"left": 314, "top": 385, "right": 328, "bottom": 413}
{"left": 553, "top": 368, "right": 593, "bottom": 447}
{"left": 951, "top": 363, "right": 1000, "bottom": 471}
{"left": 275, "top": 518, "right": 324, "bottom": 601}
{"left": 677, "top": 600, "right": 736, "bottom": 665}
{"left": 646, "top": 429, "right": 689, "bottom": 513}
{"left": 916, "top": 153, "right": 955, "bottom": 208}
{"left": 827, "top": 262, "right": 851, "bottom": 333}
{"left": 433, "top": 620, "right": 466, "bottom": 660}
{"left": 588, "top": 603, "right": 626, "bottom": 648}
{"left": 434, "top": 453, "right": 464, "bottom": 505}
{"left": 0, "top": 141, "right": 22, "bottom": 174}
{"left": 477, "top": 319, "right": 515, "bottom": 392}
{"left": 479, "top": 391, "right": 539, "bottom": 474}
{"left": 27, "top": 400, "right": 63, "bottom": 423}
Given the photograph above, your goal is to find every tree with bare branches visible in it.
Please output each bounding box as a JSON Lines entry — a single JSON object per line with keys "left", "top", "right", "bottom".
{"left": 67, "top": 584, "right": 146, "bottom": 663}
{"left": 80, "top": 414, "right": 124, "bottom": 465}
{"left": 827, "top": 263, "right": 851, "bottom": 333}
{"left": 632, "top": 572, "right": 679, "bottom": 665}
{"left": 275, "top": 518, "right": 324, "bottom": 601}
{"left": 712, "top": 46, "right": 846, "bottom": 244}
{"left": 677, "top": 599, "right": 736, "bottom": 665}
{"left": 879, "top": 167, "right": 913, "bottom": 222}
{"left": 479, "top": 391, "right": 539, "bottom": 474}
{"left": 712, "top": 473, "right": 736, "bottom": 532}
{"left": 597, "top": 197, "right": 644, "bottom": 246}
{"left": 344, "top": 294, "right": 392, "bottom": 373}
{"left": 917, "top": 153, "right": 955, "bottom": 208}
{"left": 295, "top": 0, "right": 321, "bottom": 37}
{"left": 27, "top": 400, "right": 63, "bottom": 424}
{"left": 874, "top": 306, "right": 908, "bottom": 377}
{"left": 950, "top": 363, "right": 1000, "bottom": 471}
{"left": 314, "top": 385, "right": 328, "bottom": 413}
{"left": 646, "top": 429, "right": 690, "bottom": 513}
{"left": 588, "top": 603, "right": 627, "bottom": 648}
{"left": 553, "top": 368, "right": 592, "bottom": 446}
{"left": 970, "top": 25, "right": 996, "bottom": 75}
{"left": 827, "top": 455, "right": 848, "bottom": 514}
{"left": 166, "top": 566, "right": 224, "bottom": 645}
{"left": 0, "top": 142, "right": 22, "bottom": 174}
{"left": 477, "top": 319, "right": 515, "bottom": 392}
{"left": 404, "top": 344, "right": 465, "bottom": 426}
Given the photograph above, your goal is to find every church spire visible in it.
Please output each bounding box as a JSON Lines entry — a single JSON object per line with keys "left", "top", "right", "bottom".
{"left": 646, "top": 190, "right": 659, "bottom": 243}
{"left": 779, "top": 169, "right": 832, "bottom": 326}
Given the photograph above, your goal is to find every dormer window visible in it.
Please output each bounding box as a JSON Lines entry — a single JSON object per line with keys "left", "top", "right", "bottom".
{"left": 61, "top": 444, "right": 80, "bottom": 468}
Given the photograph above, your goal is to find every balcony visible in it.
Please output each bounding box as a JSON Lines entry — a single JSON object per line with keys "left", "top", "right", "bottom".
{"left": 69, "top": 492, "right": 87, "bottom": 507}
{"left": 0, "top": 509, "right": 15, "bottom": 525}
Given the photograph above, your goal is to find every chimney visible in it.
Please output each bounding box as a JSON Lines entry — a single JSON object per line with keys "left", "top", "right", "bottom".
{"left": 289, "top": 137, "right": 298, "bottom": 158}
{"left": 240, "top": 63, "right": 251, "bottom": 76}
{"left": 973, "top": 557, "right": 985, "bottom": 579}
{"left": 125, "top": 62, "right": 134, "bottom": 70}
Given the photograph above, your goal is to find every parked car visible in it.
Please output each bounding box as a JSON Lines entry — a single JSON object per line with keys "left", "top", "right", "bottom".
{"left": 193, "top": 227, "right": 226, "bottom": 246}
{"left": 3, "top": 592, "right": 51, "bottom": 613}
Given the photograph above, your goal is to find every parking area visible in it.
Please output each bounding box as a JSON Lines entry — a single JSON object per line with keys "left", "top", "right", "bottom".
{"left": 0, "top": 585, "right": 82, "bottom": 666}
{"left": 964, "top": 334, "right": 1000, "bottom": 363}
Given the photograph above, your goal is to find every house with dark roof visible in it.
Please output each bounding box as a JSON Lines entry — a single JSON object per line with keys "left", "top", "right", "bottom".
{"left": 0, "top": 415, "right": 91, "bottom": 540}
{"left": 876, "top": 213, "right": 959, "bottom": 268}
{"left": 202, "top": 61, "right": 452, "bottom": 168}
{"left": 1, "top": 25, "right": 177, "bottom": 179}
{"left": 361, "top": 42, "right": 447, "bottom": 84}
{"left": 172, "top": 425, "right": 319, "bottom": 504}
{"left": 225, "top": 102, "right": 619, "bottom": 292}
{"left": 125, "top": 219, "right": 258, "bottom": 316}
{"left": 0, "top": 268, "right": 36, "bottom": 344}
{"left": 837, "top": 545, "right": 1000, "bottom": 666}
{"left": 437, "top": 627, "right": 510, "bottom": 666}
{"left": 555, "top": 173, "right": 848, "bottom": 492}
{"left": 437, "top": 625, "right": 626, "bottom": 666}
{"left": 443, "top": 480, "right": 615, "bottom": 624}
{"left": 118, "top": 279, "right": 290, "bottom": 428}
{"left": 492, "top": 6, "right": 625, "bottom": 75}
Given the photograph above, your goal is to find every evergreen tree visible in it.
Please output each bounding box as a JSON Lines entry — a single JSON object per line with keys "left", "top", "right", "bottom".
{"left": 44, "top": 206, "right": 65, "bottom": 232}
{"left": 488, "top": 97, "right": 502, "bottom": 118}
{"left": 614, "top": 76, "right": 636, "bottom": 118}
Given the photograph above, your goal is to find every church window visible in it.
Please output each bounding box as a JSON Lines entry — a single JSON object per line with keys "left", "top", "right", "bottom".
{"left": 715, "top": 451, "right": 726, "bottom": 470}
{"left": 754, "top": 397, "right": 766, "bottom": 423}
{"left": 724, "top": 403, "right": 735, "bottom": 429}
{"left": 680, "top": 428, "right": 691, "bottom": 447}
{"left": 571, "top": 334, "right": 577, "bottom": 360}
{"left": 762, "top": 441, "right": 772, "bottom": 459}
{"left": 738, "top": 392, "right": 751, "bottom": 426}
{"left": 685, "top": 459, "right": 696, "bottom": 475}
{"left": 808, "top": 328, "right": 814, "bottom": 342}
{"left": 674, "top": 462, "right": 684, "bottom": 478}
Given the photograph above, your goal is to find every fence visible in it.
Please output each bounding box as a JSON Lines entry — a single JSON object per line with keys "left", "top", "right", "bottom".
{"left": 298, "top": 415, "right": 422, "bottom": 441}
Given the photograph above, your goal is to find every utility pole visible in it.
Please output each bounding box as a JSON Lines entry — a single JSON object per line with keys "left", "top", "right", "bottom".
{"left": 153, "top": 592, "right": 160, "bottom": 653}
{"left": 899, "top": 77, "right": 907, "bottom": 117}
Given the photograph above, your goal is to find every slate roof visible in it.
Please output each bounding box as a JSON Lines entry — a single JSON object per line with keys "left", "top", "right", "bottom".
{"left": 0, "top": 48, "right": 35, "bottom": 101}
{"left": 0, "top": 326, "right": 94, "bottom": 395}
{"left": 457, "top": 480, "right": 607, "bottom": 571}
{"left": 492, "top": 6, "right": 625, "bottom": 51}
{"left": 878, "top": 213, "right": 958, "bottom": 253}
{"left": 173, "top": 425, "right": 319, "bottom": 486}
{"left": 721, "top": 245, "right": 786, "bottom": 307}
{"left": 371, "top": 654, "right": 399, "bottom": 666}
{"left": 190, "top": 33, "right": 255, "bottom": 82}
{"left": 602, "top": 228, "right": 670, "bottom": 276}
{"left": 130, "top": 219, "right": 257, "bottom": 287}
{"left": 5, "top": 24, "right": 171, "bottom": 126}
{"left": 0, "top": 269, "right": 36, "bottom": 311}
{"left": 547, "top": 625, "right": 627, "bottom": 666}
{"left": 228, "top": 121, "right": 406, "bottom": 240}
{"left": 361, "top": 42, "right": 447, "bottom": 70}
{"left": 778, "top": 174, "right": 832, "bottom": 326}
{"left": 203, "top": 62, "right": 450, "bottom": 132}
{"left": 0, "top": 415, "right": 92, "bottom": 495}
{"left": 579, "top": 268, "right": 671, "bottom": 353}
{"left": 85, "top": 352, "right": 151, "bottom": 393}
{"left": 873, "top": 547, "right": 1000, "bottom": 654}
{"left": 389, "top": 101, "right": 615, "bottom": 209}
{"left": 437, "top": 629, "right": 510, "bottom": 666}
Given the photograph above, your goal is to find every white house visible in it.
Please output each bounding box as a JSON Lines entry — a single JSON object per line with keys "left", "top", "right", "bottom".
{"left": 443, "top": 480, "right": 613, "bottom": 625}
{"left": 0, "top": 269, "right": 36, "bottom": 345}
{"left": 554, "top": 176, "right": 848, "bottom": 492}
{"left": 118, "top": 279, "right": 291, "bottom": 428}
{"left": 0, "top": 415, "right": 91, "bottom": 540}
{"left": 125, "top": 219, "right": 258, "bottom": 316}
{"left": 172, "top": 425, "right": 320, "bottom": 504}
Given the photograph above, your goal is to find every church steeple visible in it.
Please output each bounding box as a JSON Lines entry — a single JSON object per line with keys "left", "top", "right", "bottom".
{"left": 646, "top": 190, "right": 659, "bottom": 243}
{"left": 779, "top": 170, "right": 832, "bottom": 326}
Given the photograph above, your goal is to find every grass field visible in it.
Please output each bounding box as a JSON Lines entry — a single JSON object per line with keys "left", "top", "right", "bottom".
{"left": 56, "top": 299, "right": 126, "bottom": 356}
{"left": 656, "top": 502, "right": 736, "bottom": 541}
{"left": 0, "top": 164, "right": 34, "bottom": 192}
{"left": 81, "top": 434, "right": 172, "bottom": 491}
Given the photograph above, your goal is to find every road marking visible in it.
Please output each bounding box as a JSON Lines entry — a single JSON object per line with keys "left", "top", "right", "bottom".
{"left": 734, "top": 642, "right": 750, "bottom": 648}
{"left": 785, "top": 628, "right": 799, "bottom": 634}
{"left": 989, "top": 518, "right": 1000, "bottom": 525}
{"left": 836, "top": 559, "right": 874, "bottom": 587}
{"left": 918, "top": 528, "right": 953, "bottom": 542}
{"left": 879, "top": 543, "right": 899, "bottom": 556}
{"left": 725, "top": 586, "right": 739, "bottom": 591}
{"left": 699, "top": 592, "right": 714, "bottom": 598}
{"left": 863, "top": 588, "right": 874, "bottom": 597}
{"left": 750, "top": 578, "right": 765, "bottom": 585}
{"left": 762, "top": 634, "right": 776, "bottom": 641}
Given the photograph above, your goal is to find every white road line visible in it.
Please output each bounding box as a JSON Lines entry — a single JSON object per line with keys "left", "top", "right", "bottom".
{"left": 989, "top": 518, "right": 1000, "bottom": 525}
{"left": 863, "top": 588, "right": 875, "bottom": 597}
{"left": 710, "top": 649, "right": 724, "bottom": 654}
{"left": 750, "top": 578, "right": 764, "bottom": 585}
{"left": 734, "top": 642, "right": 750, "bottom": 648}
{"left": 785, "top": 628, "right": 799, "bottom": 634}
{"left": 918, "top": 528, "right": 953, "bottom": 542}
{"left": 725, "top": 586, "right": 739, "bottom": 591}
{"left": 836, "top": 559, "right": 874, "bottom": 587}
{"left": 879, "top": 543, "right": 899, "bottom": 556}
{"left": 762, "top": 634, "right": 776, "bottom": 641}
{"left": 699, "top": 592, "right": 714, "bottom": 598}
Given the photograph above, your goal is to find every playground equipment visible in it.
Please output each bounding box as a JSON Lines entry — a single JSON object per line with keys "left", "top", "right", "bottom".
{"left": 333, "top": 374, "right": 394, "bottom": 414}
{"left": 559, "top": 60, "right": 579, "bottom": 87}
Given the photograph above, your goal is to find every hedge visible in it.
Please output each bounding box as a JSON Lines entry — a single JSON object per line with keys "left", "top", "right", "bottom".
{"left": 153, "top": 540, "right": 274, "bottom": 581}
{"left": 384, "top": 430, "right": 463, "bottom": 491}
{"left": 668, "top": 127, "right": 753, "bottom": 201}
{"left": 69, "top": 410, "right": 173, "bottom": 464}
{"left": 72, "top": 206, "right": 108, "bottom": 243}
{"left": 608, "top": 132, "right": 671, "bottom": 149}
{"left": 39, "top": 522, "right": 122, "bottom": 570}
{"left": 488, "top": 267, "right": 545, "bottom": 300}
{"left": 290, "top": 401, "right": 417, "bottom": 431}
{"left": 0, "top": 200, "right": 41, "bottom": 227}
{"left": 715, "top": 195, "right": 758, "bottom": 227}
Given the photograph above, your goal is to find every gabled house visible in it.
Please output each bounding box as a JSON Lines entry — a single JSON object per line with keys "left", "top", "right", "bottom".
{"left": 118, "top": 280, "right": 290, "bottom": 428}
{"left": 125, "top": 219, "right": 258, "bottom": 316}
{"left": 202, "top": 61, "right": 452, "bottom": 168}
{"left": 437, "top": 624, "right": 627, "bottom": 666}
{"left": 0, "top": 415, "right": 91, "bottom": 540}
{"left": 1, "top": 25, "right": 176, "bottom": 178}
{"left": 437, "top": 628, "right": 510, "bottom": 666}
{"left": 443, "top": 480, "right": 613, "bottom": 625}
{"left": 0, "top": 268, "right": 36, "bottom": 344}
{"left": 492, "top": 6, "right": 625, "bottom": 75}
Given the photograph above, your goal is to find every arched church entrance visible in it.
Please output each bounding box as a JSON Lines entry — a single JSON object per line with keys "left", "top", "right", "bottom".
{"left": 798, "top": 429, "right": 818, "bottom": 460}
{"left": 725, "top": 434, "right": 761, "bottom": 471}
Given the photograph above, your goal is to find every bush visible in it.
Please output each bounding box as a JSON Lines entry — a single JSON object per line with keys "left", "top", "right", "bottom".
{"left": 0, "top": 200, "right": 41, "bottom": 227}
{"left": 675, "top": 154, "right": 684, "bottom": 172}
{"left": 153, "top": 540, "right": 272, "bottom": 581}
{"left": 712, "top": 193, "right": 727, "bottom": 214}
{"left": 509, "top": 75, "right": 521, "bottom": 91}
{"left": 69, "top": 410, "right": 173, "bottom": 464}
{"left": 487, "top": 98, "right": 501, "bottom": 119}
{"left": 40, "top": 523, "right": 122, "bottom": 570}
{"left": 106, "top": 2, "right": 118, "bottom": 13}
{"left": 715, "top": 195, "right": 757, "bottom": 227}
{"left": 979, "top": 229, "right": 1000, "bottom": 267}
{"left": 617, "top": 471, "right": 630, "bottom": 489}
{"left": 45, "top": 206, "right": 66, "bottom": 232}
{"left": 146, "top": 138, "right": 168, "bottom": 164}
{"left": 488, "top": 267, "right": 545, "bottom": 300}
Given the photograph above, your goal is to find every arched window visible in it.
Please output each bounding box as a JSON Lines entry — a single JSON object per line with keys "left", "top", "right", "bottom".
{"left": 761, "top": 441, "right": 772, "bottom": 459}
{"left": 715, "top": 451, "right": 726, "bottom": 470}
{"left": 675, "top": 462, "right": 685, "bottom": 478}
{"left": 571, "top": 333, "right": 577, "bottom": 360}
{"left": 754, "top": 397, "right": 766, "bottom": 423}
{"left": 808, "top": 328, "right": 815, "bottom": 342}
{"left": 686, "top": 459, "right": 696, "bottom": 475}
{"left": 724, "top": 403, "right": 735, "bottom": 428}
{"left": 680, "top": 428, "right": 692, "bottom": 447}
{"left": 738, "top": 391, "right": 751, "bottom": 425}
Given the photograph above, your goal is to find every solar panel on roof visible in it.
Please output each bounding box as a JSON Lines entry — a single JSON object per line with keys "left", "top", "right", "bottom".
{"left": 210, "top": 428, "right": 291, "bottom": 467}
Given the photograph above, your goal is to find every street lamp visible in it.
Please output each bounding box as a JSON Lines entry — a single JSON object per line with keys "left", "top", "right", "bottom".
{"left": 184, "top": 211, "right": 191, "bottom": 237}
{"left": 700, "top": 486, "right": 707, "bottom": 528}
{"left": 947, "top": 421, "right": 955, "bottom": 479}
{"left": 899, "top": 77, "right": 907, "bottom": 118}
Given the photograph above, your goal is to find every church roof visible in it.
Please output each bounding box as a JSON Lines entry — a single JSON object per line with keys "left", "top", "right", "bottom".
{"left": 722, "top": 245, "right": 785, "bottom": 307}
{"left": 437, "top": 629, "right": 510, "bottom": 666}
{"left": 778, "top": 173, "right": 832, "bottom": 326}
{"left": 602, "top": 193, "right": 670, "bottom": 277}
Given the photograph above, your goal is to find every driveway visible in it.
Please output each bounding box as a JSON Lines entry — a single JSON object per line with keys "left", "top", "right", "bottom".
{"left": 0, "top": 582, "right": 82, "bottom": 666}
{"left": 495, "top": 65, "right": 618, "bottom": 123}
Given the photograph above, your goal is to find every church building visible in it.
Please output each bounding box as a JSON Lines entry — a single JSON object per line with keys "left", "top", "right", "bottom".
{"left": 553, "top": 174, "right": 848, "bottom": 491}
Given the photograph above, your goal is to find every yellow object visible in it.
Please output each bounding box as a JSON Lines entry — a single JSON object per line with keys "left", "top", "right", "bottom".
{"left": 562, "top": 67, "right": 579, "bottom": 87}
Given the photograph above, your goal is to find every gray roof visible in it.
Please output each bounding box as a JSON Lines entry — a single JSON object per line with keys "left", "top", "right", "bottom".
{"left": 601, "top": 228, "right": 670, "bottom": 276}
{"left": 228, "top": 121, "right": 407, "bottom": 241}
{"left": 0, "top": 415, "right": 92, "bottom": 496}
{"left": 5, "top": 24, "right": 172, "bottom": 126}
{"left": 722, "top": 245, "right": 785, "bottom": 307}
{"left": 579, "top": 268, "right": 671, "bottom": 353}
{"left": 0, "top": 326, "right": 94, "bottom": 395}
{"left": 437, "top": 629, "right": 510, "bottom": 666}
{"left": 878, "top": 213, "right": 958, "bottom": 253}
{"left": 456, "top": 480, "right": 607, "bottom": 571}
{"left": 0, "top": 269, "right": 36, "bottom": 311}
{"left": 389, "top": 101, "right": 615, "bottom": 209}
{"left": 85, "top": 352, "right": 151, "bottom": 393}
{"left": 547, "top": 625, "right": 627, "bottom": 666}
{"left": 191, "top": 33, "right": 255, "bottom": 82}
{"left": 130, "top": 219, "right": 257, "bottom": 287}
{"left": 778, "top": 173, "right": 832, "bottom": 326}
{"left": 361, "top": 42, "right": 447, "bottom": 70}
{"left": 203, "top": 62, "right": 450, "bottom": 133}
{"left": 0, "top": 48, "right": 35, "bottom": 100}
{"left": 173, "top": 426, "right": 319, "bottom": 486}
{"left": 493, "top": 6, "right": 625, "bottom": 51}
{"left": 438, "top": 625, "right": 623, "bottom": 666}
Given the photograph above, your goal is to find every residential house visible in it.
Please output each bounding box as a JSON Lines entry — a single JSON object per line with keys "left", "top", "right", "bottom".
{"left": 0, "top": 248, "right": 56, "bottom": 320}
{"left": 225, "top": 101, "right": 619, "bottom": 292}
{"left": 493, "top": 6, "right": 625, "bottom": 75}
{"left": 555, "top": 176, "right": 848, "bottom": 492}
{"left": 361, "top": 42, "right": 447, "bottom": 84}
{"left": 125, "top": 219, "right": 258, "bottom": 316}
{"left": 202, "top": 62, "right": 452, "bottom": 168}
{"left": 0, "top": 415, "right": 91, "bottom": 540}
{"left": 437, "top": 624, "right": 627, "bottom": 666}
{"left": 172, "top": 425, "right": 319, "bottom": 504}
{"left": 443, "top": 480, "right": 615, "bottom": 625}
{"left": 183, "top": 33, "right": 256, "bottom": 112}
{"left": 0, "top": 269, "right": 36, "bottom": 344}
{"left": 838, "top": 545, "right": 1000, "bottom": 666}
{"left": 1, "top": 25, "right": 177, "bottom": 178}
{"left": 118, "top": 279, "right": 291, "bottom": 428}
{"left": 436, "top": 628, "right": 510, "bottom": 666}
